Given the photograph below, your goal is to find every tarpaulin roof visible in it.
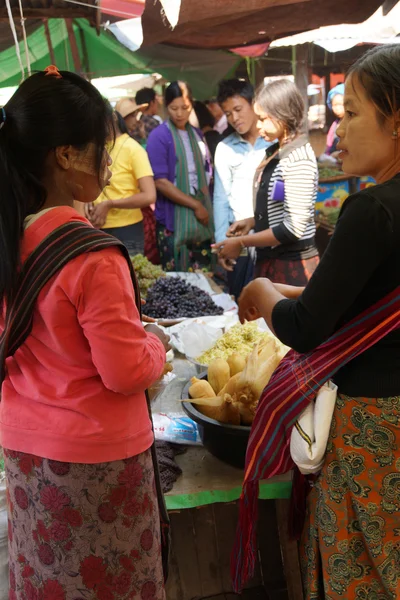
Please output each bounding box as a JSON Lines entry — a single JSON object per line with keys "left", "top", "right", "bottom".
{"left": 0, "top": 18, "right": 145, "bottom": 86}
{"left": 269, "top": 5, "right": 400, "bottom": 52}
{"left": 141, "top": 0, "right": 386, "bottom": 50}
{"left": 0, "top": 0, "right": 97, "bottom": 55}
{"left": 100, "top": 0, "right": 144, "bottom": 20}
{"left": 0, "top": 0, "right": 96, "bottom": 20}
{"left": 0, "top": 17, "right": 239, "bottom": 97}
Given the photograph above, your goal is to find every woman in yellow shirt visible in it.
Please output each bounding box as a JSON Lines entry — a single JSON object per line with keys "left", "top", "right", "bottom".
{"left": 88, "top": 110, "right": 156, "bottom": 255}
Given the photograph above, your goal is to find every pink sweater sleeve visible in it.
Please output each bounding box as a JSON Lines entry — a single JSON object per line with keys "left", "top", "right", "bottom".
{"left": 76, "top": 248, "right": 166, "bottom": 395}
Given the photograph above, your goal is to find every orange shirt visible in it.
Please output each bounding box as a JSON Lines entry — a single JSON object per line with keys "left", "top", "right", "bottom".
{"left": 0, "top": 207, "right": 165, "bottom": 463}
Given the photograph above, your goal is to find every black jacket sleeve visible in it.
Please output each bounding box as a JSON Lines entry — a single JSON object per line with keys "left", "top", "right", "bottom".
{"left": 271, "top": 192, "right": 395, "bottom": 353}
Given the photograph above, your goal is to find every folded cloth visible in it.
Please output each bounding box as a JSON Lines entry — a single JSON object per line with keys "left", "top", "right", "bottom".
{"left": 155, "top": 441, "right": 185, "bottom": 493}
{"left": 290, "top": 379, "right": 338, "bottom": 475}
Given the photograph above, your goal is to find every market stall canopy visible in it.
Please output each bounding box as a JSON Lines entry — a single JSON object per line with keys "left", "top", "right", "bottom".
{"left": 100, "top": 0, "right": 144, "bottom": 20}
{"left": 0, "top": 17, "right": 239, "bottom": 97}
{"left": 269, "top": 4, "right": 400, "bottom": 52}
{"left": 0, "top": 18, "right": 146, "bottom": 86}
{"left": 0, "top": 0, "right": 97, "bottom": 20}
{"left": 140, "top": 0, "right": 386, "bottom": 50}
{"left": 0, "top": 0, "right": 97, "bottom": 54}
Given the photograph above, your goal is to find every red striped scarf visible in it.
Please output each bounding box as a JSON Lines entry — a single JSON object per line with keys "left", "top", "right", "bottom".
{"left": 231, "top": 285, "right": 400, "bottom": 592}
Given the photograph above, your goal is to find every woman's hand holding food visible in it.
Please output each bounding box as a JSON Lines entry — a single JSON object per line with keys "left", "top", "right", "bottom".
{"left": 212, "top": 237, "right": 243, "bottom": 261}
{"left": 145, "top": 324, "right": 171, "bottom": 352}
{"left": 141, "top": 298, "right": 156, "bottom": 323}
{"left": 218, "top": 256, "right": 236, "bottom": 272}
{"left": 227, "top": 218, "right": 254, "bottom": 238}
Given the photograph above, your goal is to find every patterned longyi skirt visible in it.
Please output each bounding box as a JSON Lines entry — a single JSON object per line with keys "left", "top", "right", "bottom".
{"left": 4, "top": 448, "right": 166, "bottom": 600}
{"left": 300, "top": 393, "right": 400, "bottom": 599}
{"left": 254, "top": 255, "right": 319, "bottom": 286}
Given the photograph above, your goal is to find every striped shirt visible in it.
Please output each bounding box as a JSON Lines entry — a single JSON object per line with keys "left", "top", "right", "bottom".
{"left": 254, "top": 135, "right": 319, "bottom": 261}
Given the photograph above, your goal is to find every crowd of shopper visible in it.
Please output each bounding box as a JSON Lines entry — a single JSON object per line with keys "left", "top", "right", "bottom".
{"left": 1, "top": 41, "right": 400, "bottom": 600}
{"left": 90, "top": 75, "right": 319, "bottom": 298}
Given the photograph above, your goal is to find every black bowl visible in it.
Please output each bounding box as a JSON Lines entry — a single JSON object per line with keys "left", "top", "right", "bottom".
{"left": 181, "top": 376, "right": 251, "bottom": 468}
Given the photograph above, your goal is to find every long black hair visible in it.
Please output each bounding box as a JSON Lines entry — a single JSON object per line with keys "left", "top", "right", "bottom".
{"left": 115, "top": 110, "right": 130, "bottom": 135}
{"left": 193, "top": 100, "right": 216, "bottom": 129}
{"left": 165, "top": 81, "right": 193, "bottom": 107}
{"left": 0, "top": 70, "right": 113, "bottom": 301}
{"left": 347, "top": 44, "right": 400, "bottom": 124}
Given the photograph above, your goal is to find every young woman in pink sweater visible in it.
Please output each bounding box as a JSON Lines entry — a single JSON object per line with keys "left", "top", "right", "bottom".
{"left": 0, "top": 68, "right": 169, "bottom": 600}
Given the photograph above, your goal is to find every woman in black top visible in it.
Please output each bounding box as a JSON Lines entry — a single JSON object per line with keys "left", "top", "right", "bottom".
{"left": 240, "top": 45, "right": 400, "bottom": 599}
{"left": 213, "top": 79, "right": 319, "bottom": 286}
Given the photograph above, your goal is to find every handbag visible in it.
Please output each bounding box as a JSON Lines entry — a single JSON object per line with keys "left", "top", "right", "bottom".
{"left": 290, "top": 379, "right": 338, "bottom": 474}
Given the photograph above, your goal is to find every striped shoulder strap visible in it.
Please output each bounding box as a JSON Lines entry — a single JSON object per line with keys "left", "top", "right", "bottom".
{"left": 0, "top": 221, "right": 139, "bottom": 382}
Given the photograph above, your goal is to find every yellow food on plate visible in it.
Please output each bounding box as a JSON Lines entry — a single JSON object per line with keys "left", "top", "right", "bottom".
{"left": 208, "top": 358, "right": 231, "bottom": 394}
{"left": 218, "top": 372, "right": 242, "bottom": 398}
{"left": 189, "top": 377, "right": 215, "bottom": 399}
{"left": 196, "top": 322, "right": 267, "bottom": 364}
{"left": 227, "top": 352, "right": 246, "bottom": 376}
{"left": 185, "top": 332, "right": 290, "bottom": 426}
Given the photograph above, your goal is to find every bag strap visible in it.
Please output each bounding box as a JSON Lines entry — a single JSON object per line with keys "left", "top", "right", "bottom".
{"left": 0, "top": 222, "right": 134, "bottom": 379}
{"left": 232, "top": 284, "right": 400, "bottom": 592}
{"left": 0, "top": 220, "right": 171, "bottom": 580}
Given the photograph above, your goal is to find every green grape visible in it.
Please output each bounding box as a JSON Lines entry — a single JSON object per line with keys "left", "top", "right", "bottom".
{"left": 131, "top": 254, "right": 166, "bottom": 298}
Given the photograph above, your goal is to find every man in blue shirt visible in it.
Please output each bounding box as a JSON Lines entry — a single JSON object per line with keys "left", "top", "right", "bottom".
{"left": 213, "top": 79, "right": 271, "bottom": 298}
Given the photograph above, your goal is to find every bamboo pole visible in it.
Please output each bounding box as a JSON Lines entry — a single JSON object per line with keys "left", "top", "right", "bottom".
{"left": 44, "top": 19, "right": 56, "bottom": 65}
{"left": 64, "top": 18, "right": 82, "bottom": 74}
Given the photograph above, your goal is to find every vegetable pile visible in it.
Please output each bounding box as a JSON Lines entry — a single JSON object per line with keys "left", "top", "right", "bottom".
{"left": 318, "top": 166, "right": 343, "bottom": 180}
{"left": 131, "top": 254, "right": 165, "bottom": 298}
{"left": 143, "top": 277, "right": 224, "bottom": 320}
{"left": 184, "top": 333, "right": 289, "bottom": 426}
{"left": 196, "top": 322, "right": 266, "bottom": 365}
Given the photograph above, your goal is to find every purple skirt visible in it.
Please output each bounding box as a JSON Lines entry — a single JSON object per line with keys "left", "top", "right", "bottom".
{"left": 4, "top": 448, "right": 166, "bottom": 600}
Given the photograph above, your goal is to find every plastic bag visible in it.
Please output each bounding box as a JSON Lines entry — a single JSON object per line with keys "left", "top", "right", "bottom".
{"left": 153, "top": 413, "right": 202, "bottom": 445}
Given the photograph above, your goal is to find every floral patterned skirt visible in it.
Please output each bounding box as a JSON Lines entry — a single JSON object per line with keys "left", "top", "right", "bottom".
{"left": 300, "top": 394, "right": 400, "bottom": 599}
{"left": 4, "top": 448, "right": 166, "bottom": 600}
{"left": 155, "top": 223, "right": 213, "bottom": 273}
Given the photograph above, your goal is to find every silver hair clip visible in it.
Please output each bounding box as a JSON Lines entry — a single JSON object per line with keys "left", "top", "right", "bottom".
{"left": 0, "top": 107, "right": 6, "bottom": 130}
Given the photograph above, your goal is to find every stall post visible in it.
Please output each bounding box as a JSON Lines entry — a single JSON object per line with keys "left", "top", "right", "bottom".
{"left": 44, "top": 19, "right": 56, "bottom": 65}
{"left": 64, "top": 18, "right": 82, "bottom": 75}
{"left": 293, "top": 44, "right": 309, "bottom": 136}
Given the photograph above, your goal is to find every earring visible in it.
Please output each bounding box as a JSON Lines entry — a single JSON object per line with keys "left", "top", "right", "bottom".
{"left": 392, "top": 129, "right": 398, "bottom": 139}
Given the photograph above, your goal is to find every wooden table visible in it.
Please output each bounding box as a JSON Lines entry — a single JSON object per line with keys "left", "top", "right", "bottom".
{"left": 152, "top": 358, "right": 304, "bottom": 600}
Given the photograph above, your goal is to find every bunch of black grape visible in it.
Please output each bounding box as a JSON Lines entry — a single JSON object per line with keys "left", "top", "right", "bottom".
{"left": 144, "top": 277, "right": 224, "bottom": 319}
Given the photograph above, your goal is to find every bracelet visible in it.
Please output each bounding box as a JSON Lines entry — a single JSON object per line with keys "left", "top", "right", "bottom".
{"left": 239, "top": 238, "right": 246, "bottom": 249}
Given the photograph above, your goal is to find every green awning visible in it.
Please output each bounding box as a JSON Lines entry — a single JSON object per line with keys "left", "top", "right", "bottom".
{"left": 0, "top": 19, "right": 240, "bottom": 98}
{"left": 0, "top": 19, "right": 152, "bottom": 87}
